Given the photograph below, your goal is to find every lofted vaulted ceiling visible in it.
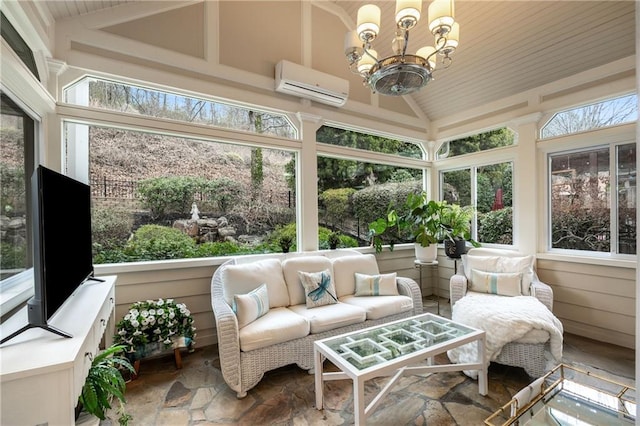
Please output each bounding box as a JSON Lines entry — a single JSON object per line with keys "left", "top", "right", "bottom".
{"left": 38, "top": 0, "right": 636, "bottom": 124}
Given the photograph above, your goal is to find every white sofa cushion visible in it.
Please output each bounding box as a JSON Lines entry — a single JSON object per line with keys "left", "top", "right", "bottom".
{"left": 332, "top": 254, "right": 380, "bottom": 298}
{"left": 221, "top": 258, "right": 290, "bottom": 308}
{"left": 282, "top": 256, "right": 333, "bottom": 305}
{"left": 234, "top": 283, "right": 270, "bottom": 328}
{"left": 339, "top": 295, "right": 413, "bottom": 320}
{"left": 238, "top": 307, "right": 310, "bottom": 352}
{"left": 288, "top": 303, "right": 366, "bottom": 334}
{"left": 354, "top": 272, "right": 399, "bottom": 296}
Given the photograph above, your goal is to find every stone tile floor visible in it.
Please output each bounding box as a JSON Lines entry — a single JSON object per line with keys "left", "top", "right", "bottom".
{"left": 103, "top": 298, "right": 635, "bottom": 425}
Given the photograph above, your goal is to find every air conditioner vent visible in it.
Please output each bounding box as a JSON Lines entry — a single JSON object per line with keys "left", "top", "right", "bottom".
{"left": 275, "top": 60, "right": 349, "bottom": 107}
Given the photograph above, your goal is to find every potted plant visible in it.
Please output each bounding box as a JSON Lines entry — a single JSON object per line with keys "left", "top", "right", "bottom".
{"left": 369, "top": 192, "right": 448, "bottom": 262}
{"left": 440, "top": 203, "right": 480, "bottom": 258}
{"left": 78, "top": 344, "right": 136, "bottom": 425}
{"left": 328, "top": 231, "right": 341, "bottom": 250}
{"left": 114, "top": 298, "right": 196, "bottom": 365}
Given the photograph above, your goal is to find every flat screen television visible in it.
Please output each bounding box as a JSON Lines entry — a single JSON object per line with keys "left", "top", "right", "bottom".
{"left": 1, "top": 165, "right": 100, "bottom": 344}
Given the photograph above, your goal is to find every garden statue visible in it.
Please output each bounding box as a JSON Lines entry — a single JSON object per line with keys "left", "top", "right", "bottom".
{"left": 190, "top": 202, "right": 200, "bottom": 220}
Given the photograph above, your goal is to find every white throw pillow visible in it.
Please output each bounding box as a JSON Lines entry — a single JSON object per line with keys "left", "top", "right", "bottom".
{"left": 332, "top": 254, "right": 380, "bottom": 297}
{"left": 354, "top": 272, "right": 398, "bottom": 296}
{"left": 298, "top": 269, "right": 338, "bottom": 308}
{"left": 469, "top": 269, "right": 522, "bottom": 297}
{"left": 234, "top": 283, "right": 270, "bottom": 328}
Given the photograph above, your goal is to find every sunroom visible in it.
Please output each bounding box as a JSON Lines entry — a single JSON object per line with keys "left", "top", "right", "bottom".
{"left": 0, "top": 0, "right": 637, "bottom": 424}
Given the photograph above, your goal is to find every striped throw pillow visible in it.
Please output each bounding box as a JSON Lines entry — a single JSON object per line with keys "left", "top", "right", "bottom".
{"left": 354, "top": 272, "right": 398, "bottom": 296}
{"left": 469, "top": 269, "right": 522, "bottom": 296}
{"left": 233, "top": 283, "right": 269, "bottom": 328}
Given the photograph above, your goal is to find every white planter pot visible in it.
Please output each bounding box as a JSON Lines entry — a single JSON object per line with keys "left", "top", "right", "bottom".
{"left": 414, "top": 243, "right": 437, "bottom": 262}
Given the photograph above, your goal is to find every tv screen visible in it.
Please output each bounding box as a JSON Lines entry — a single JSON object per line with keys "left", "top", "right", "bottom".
{"left": 34, "top": 165, "right": 94, "bottom": 321}
{"left": 1, "top": 165, "right": 95, "bottom": 344}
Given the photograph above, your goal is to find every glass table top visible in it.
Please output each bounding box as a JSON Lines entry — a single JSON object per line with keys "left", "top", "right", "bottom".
{"left": 318, "top": 314, "right": 477, "bottom": 370}
{"left": 485, "top": 364, "right": 636, "bottom": 426}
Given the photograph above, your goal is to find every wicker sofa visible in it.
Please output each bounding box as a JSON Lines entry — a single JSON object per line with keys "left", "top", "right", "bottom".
{"left": 448, "top": 248, "right": 562, "bottom": 378}
{"left": 211, "top": 249, "right": 422, "bottom": 398}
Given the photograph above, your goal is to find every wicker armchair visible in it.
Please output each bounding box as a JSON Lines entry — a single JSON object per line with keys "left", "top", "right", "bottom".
{"left": 449, "top": 248, "right": 559, "bottom": 377}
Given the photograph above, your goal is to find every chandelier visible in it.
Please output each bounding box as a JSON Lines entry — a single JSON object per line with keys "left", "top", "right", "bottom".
{"left": 344, "top": 0, "right": 459, "bottom": 96}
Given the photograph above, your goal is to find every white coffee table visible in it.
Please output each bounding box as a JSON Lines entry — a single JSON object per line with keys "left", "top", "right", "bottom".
{"left": 314, "top": 313, "right": 487, "bottom": 425}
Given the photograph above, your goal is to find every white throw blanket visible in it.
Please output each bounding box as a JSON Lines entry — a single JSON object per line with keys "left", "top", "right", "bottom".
{"left": 447, "top": 293, "right": 563, "bottom": 378}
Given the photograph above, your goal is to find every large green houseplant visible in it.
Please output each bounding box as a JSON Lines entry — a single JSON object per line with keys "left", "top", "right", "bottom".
{"left": 369, "top": 192, "right": 448, "bottom": 262}
{"left": 440, "top": 203, "right": 480, "bottom": 258}
{"left": 78, "top": 344, "right": 136, "bottom": 425}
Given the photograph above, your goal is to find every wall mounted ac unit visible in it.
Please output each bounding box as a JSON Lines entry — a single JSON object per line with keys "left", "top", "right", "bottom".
{"left": 275, "top": 60, "right": 349, "bottom": 107}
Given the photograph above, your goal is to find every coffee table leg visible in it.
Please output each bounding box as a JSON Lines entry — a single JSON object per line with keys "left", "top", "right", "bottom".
{"left": 353, "top": 377, "right": 365, "bottom": 425}
{"left": 314, "top": 348, "right": 323, "bottom": 410}
{"left": 477, "top": 337, "right": 488, "bottom": 395}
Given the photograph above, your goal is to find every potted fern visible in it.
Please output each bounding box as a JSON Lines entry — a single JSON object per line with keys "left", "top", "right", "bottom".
{"left": 440, "top": 203, "right": 480, "bottom": 258}
{"left": 78, "top": 344, "right": 136, "bottom": 425}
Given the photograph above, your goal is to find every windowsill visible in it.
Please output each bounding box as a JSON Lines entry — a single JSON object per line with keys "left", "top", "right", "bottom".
{"left": 535, "top": 252, "right": 636, "bottom": 269}
{"left": 0, "top": 270, "right": 34, "bottom": 318}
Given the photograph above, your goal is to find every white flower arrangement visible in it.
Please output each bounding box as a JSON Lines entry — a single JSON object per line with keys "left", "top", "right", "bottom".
{"left": 114, "top": 298, "right": 196, "bottom": 356}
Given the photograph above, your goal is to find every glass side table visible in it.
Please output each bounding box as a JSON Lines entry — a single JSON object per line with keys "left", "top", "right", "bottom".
{"left": 485, "top": 363, "right": 636, "bottom": 425}
{"left": 414, "top": 259, "right": 439, "bottom": 314}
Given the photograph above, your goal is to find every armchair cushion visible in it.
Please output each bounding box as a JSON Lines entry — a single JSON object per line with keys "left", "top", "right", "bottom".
{"left": 469, "top": 269, "right": 522, "bottom": 296}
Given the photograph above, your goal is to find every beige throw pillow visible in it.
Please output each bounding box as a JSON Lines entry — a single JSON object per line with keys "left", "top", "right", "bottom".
{"left": 469, "top": 269, "right": 522, "bottom": 297}
{"left": 233, "top": 283, "right": 270, "bottom": 328}
{"left": 354, "top": 272, "right": 398, "bottom": 296}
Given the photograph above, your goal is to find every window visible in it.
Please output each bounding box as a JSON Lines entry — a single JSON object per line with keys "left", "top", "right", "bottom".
{"left": 441, "top": 162, "right": 514, "bottom": 245}
{"left": 314, "top": 126, "right": 425, "bottom": 248}
{"left": 437, "top": 127, "right": 515, "bottom": 159}
{"left": 0, "top": 93, "right": 36, "bottom": 315}
{"left": 66, "top": 122, "right": 296, "bottom": 263}
{"left": 550, "top": 143, "right": 636, "bottom": 255}
{"left": 64, "top": 77, "right": 297, "bottom": 138}
{"left": 541, "top": 94, "right": 638, "bottom": 139}
{"left": 60, "top": 76, "right": 303, "bottom": 263}
{"left": 317, "top": 125, "right": 423, "bottom": 159}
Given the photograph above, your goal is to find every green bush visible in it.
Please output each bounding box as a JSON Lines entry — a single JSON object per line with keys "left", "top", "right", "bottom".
{"left": 0, "top": 164, "right": 26, "bottom": 216}
{"left": 137, "top": 176, "right": 208, "bottom": 219}
{"left": 319, "top": 188, "right": 356, "bottom": 228}
{"left": 203, "top": 177, "right": 243, "bottom": 213}
{"left": 352, "top": 180, "right": 421, "bottom": 226}
{"left": 122, "top": 224, "right": 197, "bottom": 261}
{"left": 92, "top": 206, "right": 133, "bottom": 252}
{"left": 478, "top": 207, "right": 513, "bottom": 244}
{"left": 0, "top": 241, "right": 26, "bottom": 269}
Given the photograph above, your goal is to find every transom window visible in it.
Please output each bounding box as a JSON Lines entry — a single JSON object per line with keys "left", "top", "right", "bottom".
{"left": 541, "top": 94, "right": 638, "bottom": 139}
{"left": 64, "top": 76, "right": 297, "bottom": 138}
{"left": 437, "top": 127, "right": 515, "bottom": 159}
{"left": 317, "top": 125, "right": 423, "bottom": 159}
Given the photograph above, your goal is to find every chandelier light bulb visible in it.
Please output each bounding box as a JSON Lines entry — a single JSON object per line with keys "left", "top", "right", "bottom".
{"left": 416, "top": 46, "right": 437, "bottom": 69}
{"left": 357, "top": 5, "right": 381, "bottom": 42}
{"left": 357, "top": 49, "right": 378, "bottom": 74}
{"left": 395, "top": 0, "right": 422, "bottom": 29}
{"left": 428, "top": 0, "right": 455, "bottom": 35}
{"left": 344, "top": 30, "right": 363, "bottom": 62}
{"left": 443, "top": 22, "right": 460, "bottom": 52}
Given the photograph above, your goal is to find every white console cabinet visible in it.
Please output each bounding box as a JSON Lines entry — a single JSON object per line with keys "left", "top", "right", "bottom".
{"left": 0, "top": 275, "right": 116, "bottom": 425}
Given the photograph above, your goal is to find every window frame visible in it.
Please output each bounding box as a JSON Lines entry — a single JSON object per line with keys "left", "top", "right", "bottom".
{"left": 539, "top": 122, "right": 636, "bottom": 260}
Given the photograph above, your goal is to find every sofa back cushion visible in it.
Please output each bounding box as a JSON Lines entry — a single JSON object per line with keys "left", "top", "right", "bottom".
{"left": 220, "top": 258, "right": 290, "bottom": 308}
{"left": 282, "top": 256, "right": 333, "bottom": 305}
{"left": 332, "top": 254, "right": 380, "bottom": 298}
